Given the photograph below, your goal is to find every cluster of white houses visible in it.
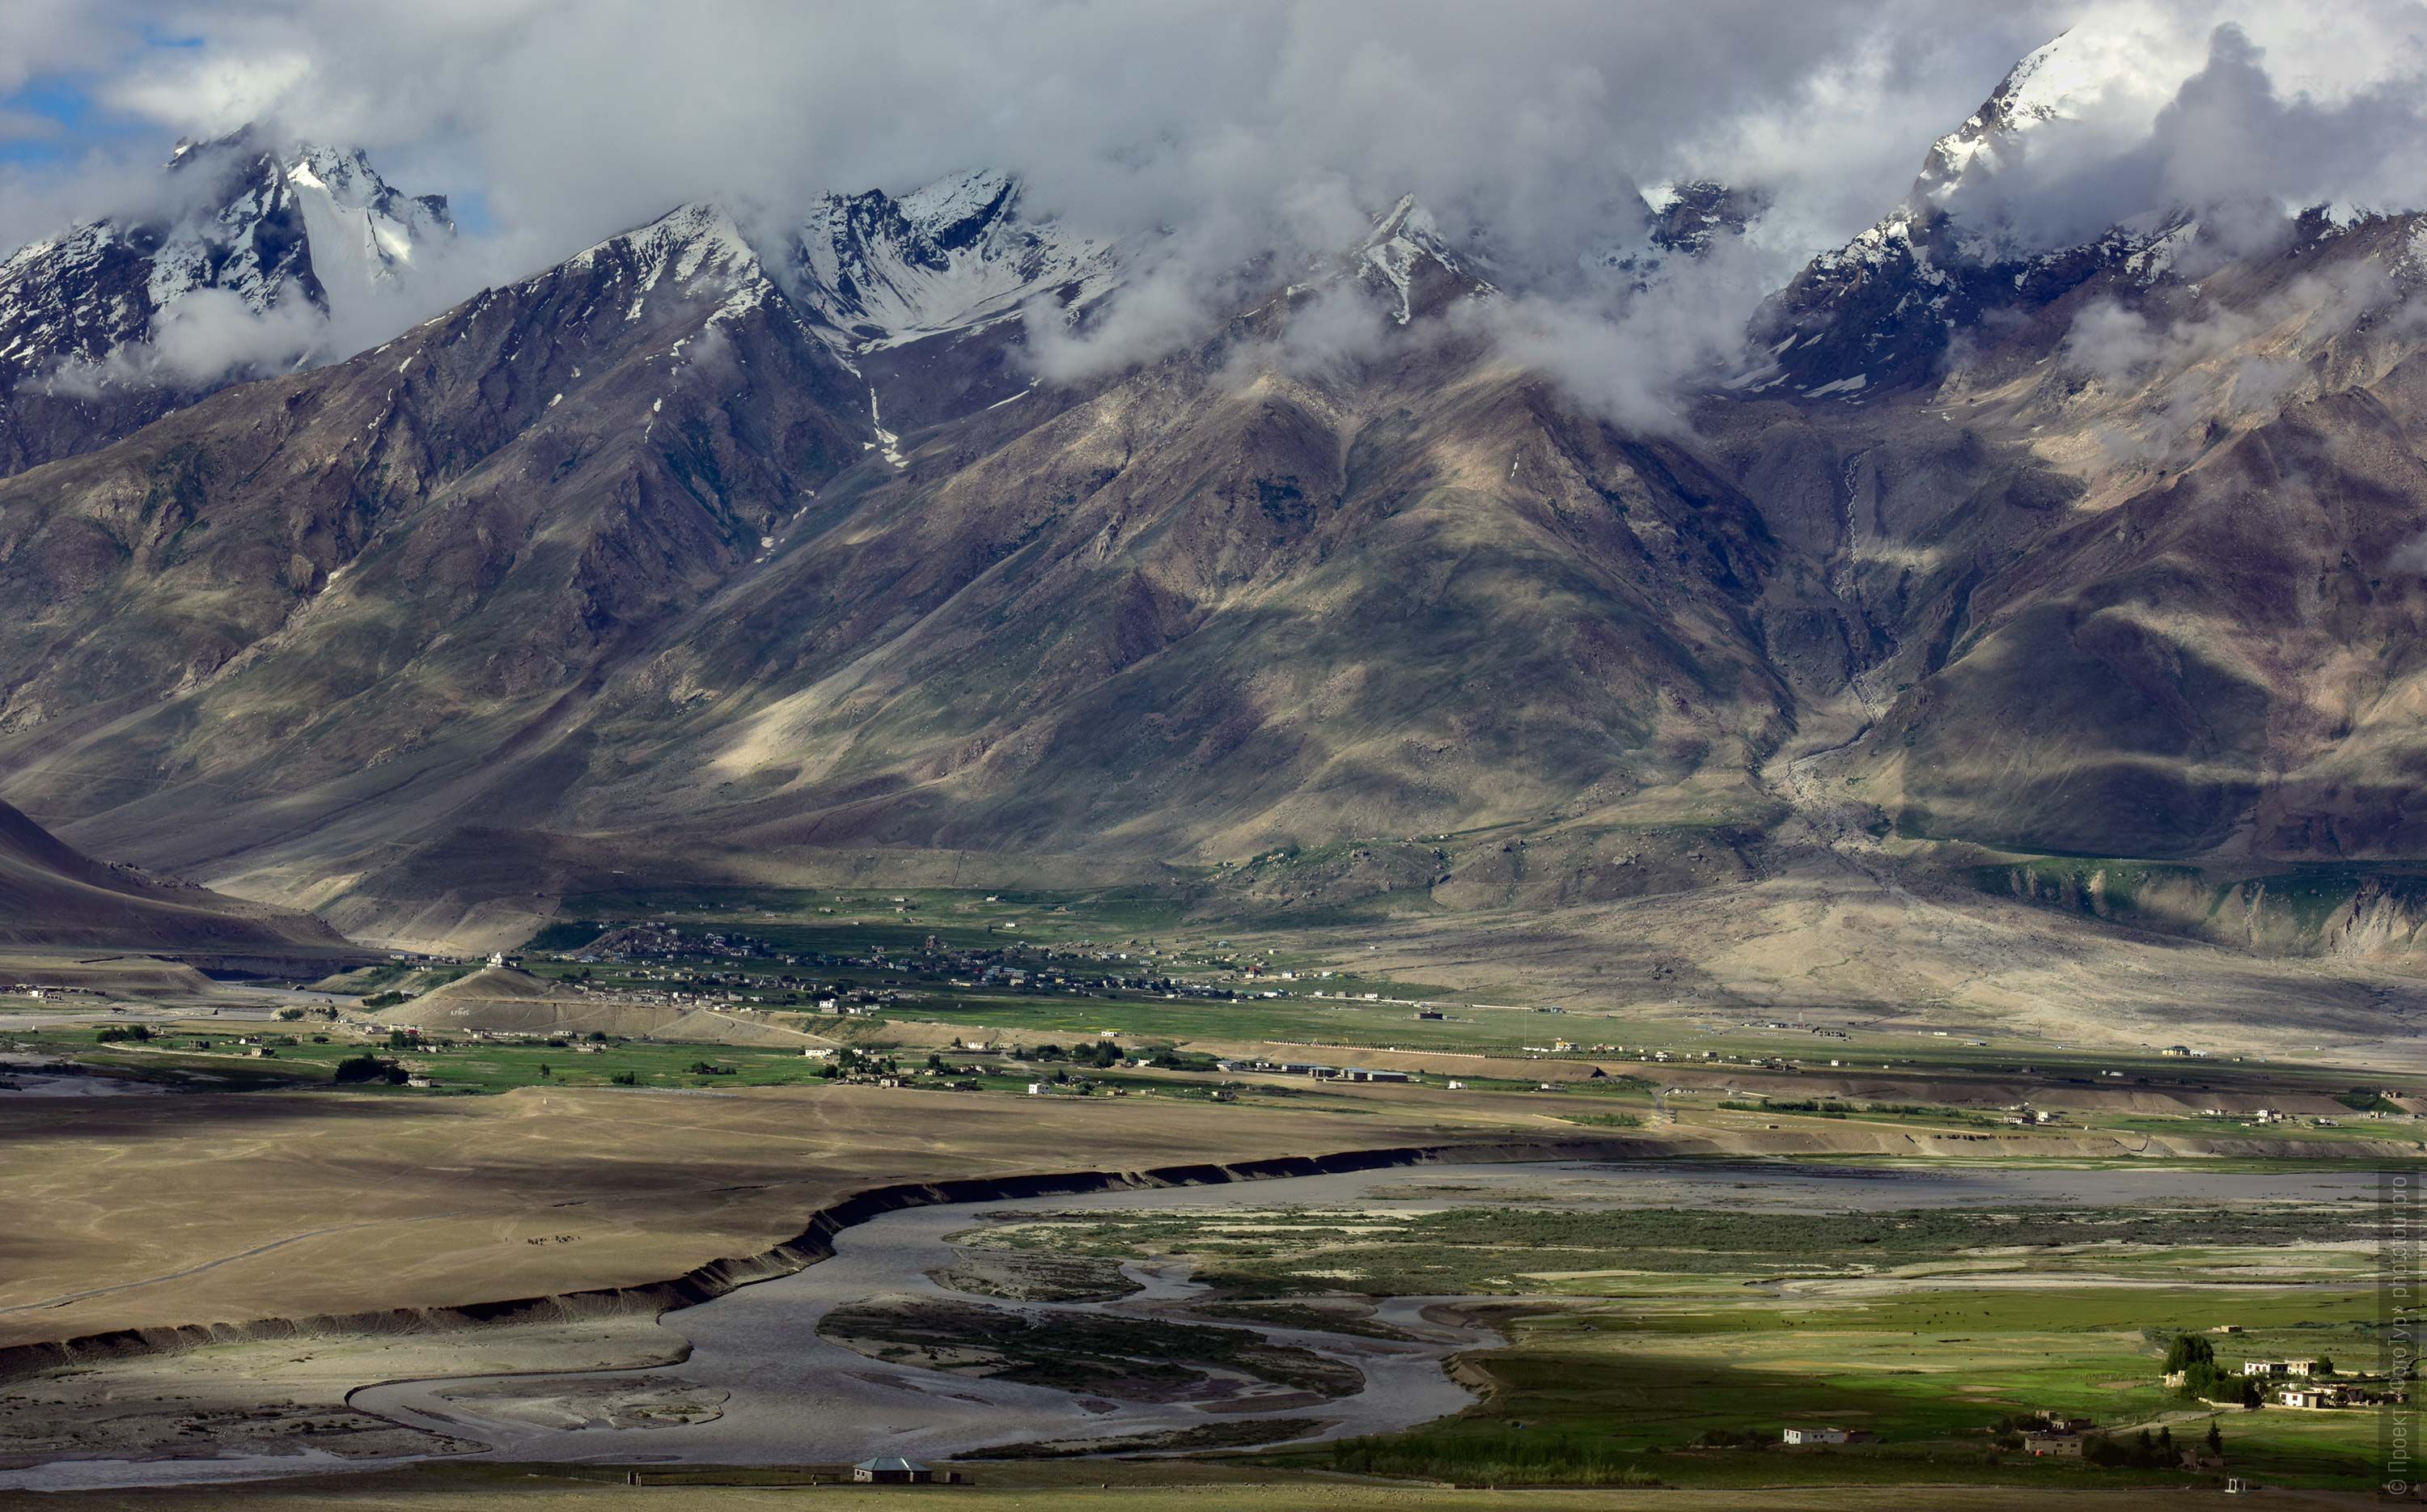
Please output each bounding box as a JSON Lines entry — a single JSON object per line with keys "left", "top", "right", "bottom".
{"left": 2241, "top": 1358, "right": 2327, "bottom": 1377}
{"left": 2242, "top": 1359, "right": 2399, "bottom": 1408}
{"left": 2153, "top": 1356, "right": 2405, "bottom": 1410}
{"left": 2272, "top": 1383, "right": 2376, "bottom": 1409}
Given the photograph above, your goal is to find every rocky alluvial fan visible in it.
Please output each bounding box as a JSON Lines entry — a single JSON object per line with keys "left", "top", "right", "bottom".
{"left": 9, "top": 23, "right": 2427, "bottom": 968}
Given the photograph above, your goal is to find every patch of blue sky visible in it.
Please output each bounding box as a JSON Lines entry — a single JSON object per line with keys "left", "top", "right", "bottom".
{"left": 2, "top": 28, "right": 204, "bottom": 165}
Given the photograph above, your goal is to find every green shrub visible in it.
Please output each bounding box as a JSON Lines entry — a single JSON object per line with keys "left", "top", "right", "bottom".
{"left": 2083, "top": 1425, "right": 2177, "bottom": 1468}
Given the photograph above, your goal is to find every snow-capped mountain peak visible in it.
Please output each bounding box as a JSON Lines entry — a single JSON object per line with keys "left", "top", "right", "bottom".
{"left": 0, "top": 129, "right": 456, "bottom": 394}
{"left": 1913, "top": 21, "right": 2200, "bottom": 213}
{"left": 143, "top": 134, "right": 455, "bottom": 322}
{"left": 555, "top": 200, "right": 773, "bottom": 328}
{"left": 1919, "top": 32, "right": 2078, "bottom": 201}
{"left": 788, "top": 169, "right": 1118, "bottom": 350}
{"left": 897, "top": 167, "right": 1019, "bottom": 245}
{"left": 286, "top": 142, "right": 453, "bottom": 265}
{"left": 1752, "top": 23, "right": 2219, "bottom": 396}
{"left": 569, "top": 201, "right": 759, "bottom": 281}
{"left": 1361, "top": 194, "right": 1455, "bottom": 323}
{"left": 1646, "top": 180, "right": 1768, "bottom": 256}
{"left": 0, "top": 129, "right": 461, "bottom": 475}
{"left": 1349, "top": 193, "right": 1494, "bottom": 324}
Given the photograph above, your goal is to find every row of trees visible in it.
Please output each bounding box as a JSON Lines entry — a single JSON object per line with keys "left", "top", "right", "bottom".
{"left": 2083, "top": 1421, "right": 2223, "bottom": 1468}
{"left": 1011, "top": 1040, "right": 1127, "bottom": 1068}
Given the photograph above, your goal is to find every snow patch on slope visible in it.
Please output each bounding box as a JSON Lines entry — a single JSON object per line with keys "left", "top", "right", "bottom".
{"left": 789, "top": 169, "right": 1118, "bottom": 351}
{"left": 1354, "top": 193, "right": 1493, "bottom": 324}
{"left": 559, "top": 201, "right": 772, "bottom": 328}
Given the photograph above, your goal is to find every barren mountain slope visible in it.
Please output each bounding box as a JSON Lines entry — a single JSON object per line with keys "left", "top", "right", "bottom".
{"left": 0, "top": 200, "right": 1828, "bottom": 948}
{"left": 0, "top": 202, "right": 867, "bottom": 883}
{"left": 1764, "top": 214, "right": 2427, "bottom": 866}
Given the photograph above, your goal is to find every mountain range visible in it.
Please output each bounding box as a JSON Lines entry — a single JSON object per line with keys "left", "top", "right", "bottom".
{"left": 11, "top": 26, "right": 2427, "bottom": 1013}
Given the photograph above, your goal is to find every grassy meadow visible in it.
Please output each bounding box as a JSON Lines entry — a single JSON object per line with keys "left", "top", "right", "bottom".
{"left": 958, "top": 1192, "right": 2402, "bottom": 1492}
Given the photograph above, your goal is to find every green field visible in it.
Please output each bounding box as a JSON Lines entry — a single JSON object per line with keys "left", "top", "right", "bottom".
{"left": 5, "top": 1023, "right": 1480, "bottom": 1108}
{"left": 957, "top": 1190, "right": 2403, "bottom": 1492}
{"left": 5, "top": 1027, "right": 854, "bottom": 1094}
{"left": 495, "top": 883, "right": 2427, "bottom": 1112}
{"left": 805, "top": 990, "right": 1579, "bottom": 1053}
{"left": 1300, "top": 1281, "right": 2392, "bottom": 1490}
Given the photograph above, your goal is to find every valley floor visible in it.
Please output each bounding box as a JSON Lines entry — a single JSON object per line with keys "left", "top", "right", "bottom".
{"left": 3, "top": 887, "right": 2423, "bottom": 1506}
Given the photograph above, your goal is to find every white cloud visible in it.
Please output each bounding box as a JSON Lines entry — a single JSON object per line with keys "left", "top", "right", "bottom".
{"left": 2062, "top": 261, "right": 2413, "bottom": 465}
{"left": 9, "top": 2, "right": 2427, "bottom": 427}
{"left": 4, "top": 2, "right": 2085, "bottom": 282}
{"left": 39, "top": 283, "right": 325, "bottom": 395}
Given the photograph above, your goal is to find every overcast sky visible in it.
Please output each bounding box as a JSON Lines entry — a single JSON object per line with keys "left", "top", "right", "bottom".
{"left": 8, "top": 2, "right": 2418, "bottom": 270}
{"left": 6, "top": 1, "right": 2426, "bottom": 423}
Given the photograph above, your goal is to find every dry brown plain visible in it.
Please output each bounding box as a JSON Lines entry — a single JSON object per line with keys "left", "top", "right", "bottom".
{"left": 11, "top": 1075, "right": 2420, "bottom": 1362}
{"left": 0, "top": 1082, "right": 1633, "bottom": 1354}
{"left": 1218, "top": 849, "right": 2427, "bottom": 1069}
{"left": 13, "top": 1074, "right": 2408, "bottom": 1361}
